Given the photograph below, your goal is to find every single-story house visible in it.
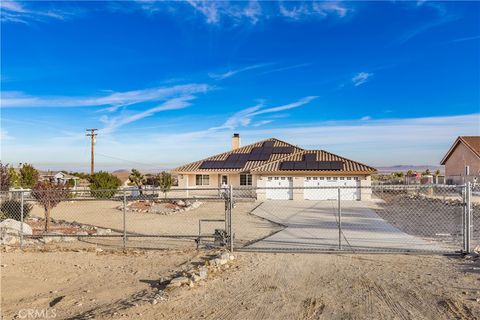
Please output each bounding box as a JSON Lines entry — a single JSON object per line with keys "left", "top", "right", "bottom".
{"left": 441, "top": 136, "right": 480, "bottom": 185}
{"left": 40, "top": 171, "right": 80, "bottom": 188}
{"left": 172, "top": 134, "right": 377, "bottom": 200}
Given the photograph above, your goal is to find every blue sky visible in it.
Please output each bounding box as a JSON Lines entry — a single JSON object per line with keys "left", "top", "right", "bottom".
{"left": 1, "top": 1, "right": 479, "bottom": 171}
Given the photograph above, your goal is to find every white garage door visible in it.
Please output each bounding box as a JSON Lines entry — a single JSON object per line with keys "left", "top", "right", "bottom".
{"left": 304, "top": 177, "right": 360, "bottom": 200}
{"left": 266, "top": 176, "right": 293, "bottom": 200}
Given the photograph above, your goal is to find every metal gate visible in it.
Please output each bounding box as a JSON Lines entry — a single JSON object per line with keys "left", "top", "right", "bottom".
{"left": 230, "top": 183, "right": 475, "bottom": 254}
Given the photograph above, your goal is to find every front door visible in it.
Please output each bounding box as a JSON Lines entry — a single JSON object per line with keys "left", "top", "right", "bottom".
{"left": 221, "top": 175, "right": 228, "bottom": 186}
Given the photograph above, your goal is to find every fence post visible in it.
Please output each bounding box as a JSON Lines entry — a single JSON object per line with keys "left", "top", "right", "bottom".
{"left": 338, "top": 188, "right": 342, "bottom": 250}
{"left": 20, "top": 190, "right": 24, "bottom": 248}
{"left": 229, "top": 185, "right": 234, "bottom": 253}
{"left": 123, "top": 189, "right": 127, "bottom": 249}
{"left": 465, "top": 182, "right": 472, "bottom": 254}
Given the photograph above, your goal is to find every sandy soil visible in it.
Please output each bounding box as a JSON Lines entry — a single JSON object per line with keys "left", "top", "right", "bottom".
{"left": 26, "top": 201, "right": 280, "bottom": 249}
{"left": 2, "top": 248, "right": 479, "bottom": 320}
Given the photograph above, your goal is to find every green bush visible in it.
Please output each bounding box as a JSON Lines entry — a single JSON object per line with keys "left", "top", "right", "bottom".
{"left": 0, "top": 200, "right": 33, "bottom": 221}
{"left": 89, "top": 171, "right": 121, "bottom": 199}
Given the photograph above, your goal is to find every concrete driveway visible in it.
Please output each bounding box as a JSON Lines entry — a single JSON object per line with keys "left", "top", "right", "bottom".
{"left": 247, "top": 200, "right": 444, "bottom": 252}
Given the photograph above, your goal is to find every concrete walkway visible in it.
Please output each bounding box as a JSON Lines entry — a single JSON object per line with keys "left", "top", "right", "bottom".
{"left": 247, "top": 200, "right": 444, "bottom": 252}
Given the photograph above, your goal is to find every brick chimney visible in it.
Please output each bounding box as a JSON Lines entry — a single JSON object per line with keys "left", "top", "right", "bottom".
{"left": 232, "top": 133, "right": 241, "bottom": 150}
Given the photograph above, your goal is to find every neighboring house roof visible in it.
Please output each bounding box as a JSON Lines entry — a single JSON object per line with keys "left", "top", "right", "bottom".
{"left": 172, "top": 138, "right": 376, "bottom": 174}
{"left": 440, "top": 136, "right": 480, "bottom": 165}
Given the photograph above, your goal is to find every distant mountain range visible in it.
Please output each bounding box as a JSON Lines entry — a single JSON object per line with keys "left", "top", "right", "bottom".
{"left": 376, "top": 165, "right": 444, "bottom": 174}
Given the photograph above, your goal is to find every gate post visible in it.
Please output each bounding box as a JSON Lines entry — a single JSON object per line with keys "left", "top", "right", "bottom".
{"left": 123, "top": 189, "right": 127, "bottom": 249}
{"left": 338, "top": 188, "right": 342, "bottom": 250}
{"left": 20, "top": 190, "right": 24, "bottom": 248}
{"left": 465, "top": 182, "right": 472, "bottom": 254}
{"left": 229, "top": 185, "right": 234, "bottom": 253}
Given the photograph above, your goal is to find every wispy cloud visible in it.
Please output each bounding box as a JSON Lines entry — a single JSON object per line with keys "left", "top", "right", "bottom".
{"left": 252, "top": 120, "right": 274, "bottom": 127}
{"left": 209, "top": 63, "right": 271, "bottom": 80}
{"left": 0, "top": 1, "right": 80, "bottom": 24}
{"left": 100, "top": 95, "right": 197, "bottom": 134}
{"left": 396, "top": 2, "right": 458, "bottom": 44}
{"left": 278, "top": 1, "right": 351, "bottom": 20}
{"left": 352, "top": 72, "right": 373, "bottom": 87}
{"left": 1, "top": 84, "right": 210, "bottom": 109}
{"left": 449, "top": 35, "right": 480, "bottom": 43}
{"left": 0, "top": 129, "right": 13, "bottom": 141}
{"left": 185, "top": 0, "right": 262, "bottom": 24}
{"left": 258, "top": 63, "right": 311, "bottom": 75}
{"left": 214, "top": 96, "right": 318, "bottom": 130}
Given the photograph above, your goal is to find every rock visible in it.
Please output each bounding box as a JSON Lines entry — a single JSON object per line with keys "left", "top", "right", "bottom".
{"left": 0, "top": 219, "right": 33, "bottom": 236}
{"left": 474, "top": 246, "right": 480, "bottom": 254}
{"left": 77, "top": 231, "right": 89, "bottom": 236}
{"left": 1, "top": 235, "right": 18, "bottom": 245}
{"left": 151, "top": 299, "right": 158, "bottom": 305}
{"left": 229, "top": 255, "right": 235, "bottom": 261}
{"left": 95, "top": 228, "right": 111, "bottom": 235}
{"left": 220, "top": 252, "right": 230, "bottom": 261}
{"left": 191, "top": 274, "right": 202, "bottom": 282}
{"left": 176, "top": 200, "right": 185, "bottom": 206}
{"left": 198, "top": 267, "right": 208, "bottom": 279}
{"left": 168, "top": 276, "right": 189, "bottom": 287}
{"left": 1, "top": 264, "right": 7, "bottom": 268}
{"left": 95, "top": 248, "right": 104, "bottom": 253}
{"left": 61, "top": 236, "right": 76, "bottom": 242}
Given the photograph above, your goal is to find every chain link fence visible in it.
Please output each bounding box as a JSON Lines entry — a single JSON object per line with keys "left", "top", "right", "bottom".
{"left": 0, "top": 184, "right": 476, "bottom": 254}
{"left": 231, "top": 184, "right": 475, "bottom": 254}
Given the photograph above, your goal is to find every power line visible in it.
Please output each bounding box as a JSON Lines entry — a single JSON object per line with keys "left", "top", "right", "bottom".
{"left": 95, "top": 152, "right": 167, "bottom": 170}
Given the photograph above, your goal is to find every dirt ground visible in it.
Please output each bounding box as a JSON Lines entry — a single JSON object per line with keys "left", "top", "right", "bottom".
{"left": 2, "top": 248, "right": 479, "bottom": 320}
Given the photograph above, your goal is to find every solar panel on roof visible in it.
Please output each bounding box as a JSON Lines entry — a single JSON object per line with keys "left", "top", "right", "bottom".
{"left": 263, "top": 141, "right": 275, "bottom": 147}
{"left": 330, "top": 161, "right": 343, "bottom": 170}
{"left": 304, "top": 154, "right": 316, "bottom": 162}
{"left": 306, "top": 162, "right": 317, "bottom": 170}
{"left": 227, "top": 154, "right": 239, "bottom": 161}
{"left": 250, "top": 147, "right": 262, "bottom": 154}
{"left": 317, "top": 161, "right": 331, "bottom": 170}
{"left": 294, "top": 162, "right": 307, "bottom": 170}
{"left": 280, "top": 161, "right": 295, "bottom": 170}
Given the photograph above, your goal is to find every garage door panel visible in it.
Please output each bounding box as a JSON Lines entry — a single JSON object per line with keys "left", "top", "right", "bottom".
{"left": 304, "top": 177, "right": 360, "bottom": 200}
{"left": 266, "top": 177, "right": 293, "bottom": 200}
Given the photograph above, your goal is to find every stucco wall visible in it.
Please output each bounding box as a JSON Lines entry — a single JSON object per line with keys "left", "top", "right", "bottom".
{"left": 444, "top": 142, "right": 480, "bottom": 183}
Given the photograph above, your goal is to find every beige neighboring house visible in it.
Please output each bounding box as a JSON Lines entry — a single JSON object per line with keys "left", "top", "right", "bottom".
{"left": 172, "top": 134, "right": 377, "bottom": 200}
{"left": 441, "top": 136, "right": 480, "bottom": 185}
{"left": 40, "top": 171, "right": 80, "bottom": 188}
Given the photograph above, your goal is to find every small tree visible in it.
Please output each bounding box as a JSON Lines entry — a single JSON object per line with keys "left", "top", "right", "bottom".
{"left": 89, "top": 171, "right": 121, "bottom": 199}
{"left": 434, "top": 169, "right": 441, "bottom": 176}
{"left": 31, "top": 181, "right": 70, "bottom": 232}
{"left": 19, "top": 163, "right": 39, "bottom": 188}
{"left": 406, "top": 170, "right": 414, "bottom": 176}
{"left": 143, "top": 174, "right": 159, "bottom": 187}
{"left": 8, "top": 167, "right": 20, "bottom": 188}
{"left": 158, "top": 171, "right": 173, "bottom": 199}
{"left": 129, "top": 169, "right": 144, "bottom": 195}
{"left": 0, "top": 162, "right": 10, "bottom": 191}
{"left": 422, "top": 169, "right": 432, "bottom": 176}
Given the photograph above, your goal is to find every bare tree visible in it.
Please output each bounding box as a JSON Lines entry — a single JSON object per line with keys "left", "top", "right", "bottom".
{"left": 31, "top": 181, "right": 70, "bottom": 232}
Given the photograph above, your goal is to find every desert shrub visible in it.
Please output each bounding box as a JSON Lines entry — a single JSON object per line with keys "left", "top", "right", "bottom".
{"left": 31, "top": 181, "right": 70, "bottom": 231}
{"left": 89, "top": 171, "right": 121, "bottom": 199}
{"left": 0, "top": 200, "right": 33, "bottom": 221}
{"left": 158, "top": 171, "right": 173, "bottom": 198}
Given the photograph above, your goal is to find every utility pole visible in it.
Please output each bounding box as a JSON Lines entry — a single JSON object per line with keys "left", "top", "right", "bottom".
{"left": 86, "top": 129, "right": 98, "bottom": 175}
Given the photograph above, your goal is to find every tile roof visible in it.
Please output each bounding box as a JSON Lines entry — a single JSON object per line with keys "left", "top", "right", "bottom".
{"left": 441, "top": 136, "right": 480, "bottom": 164}
{"left": 251, "top": 150, "right": 377, "bottom": 174}
{"left": 172, "top": 138, "right": 303, "bottom": 173}
{"left": 172, "top": 138, "right": 376, "bottom": 174}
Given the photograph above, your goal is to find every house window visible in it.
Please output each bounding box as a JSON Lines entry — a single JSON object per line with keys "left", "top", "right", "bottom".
{"left": 196, "top": 175, "right": 210, "bottom": 186}
{"left": 240, "top": 174, "right": 252, "bottom": 186}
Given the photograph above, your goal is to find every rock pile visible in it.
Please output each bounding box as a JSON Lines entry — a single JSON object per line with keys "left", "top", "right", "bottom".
{"left": 165, "top": 251, "right": 235, "bottom": 289}
{"left": 124, "top": 199, "right": 203, "bottom": 215}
